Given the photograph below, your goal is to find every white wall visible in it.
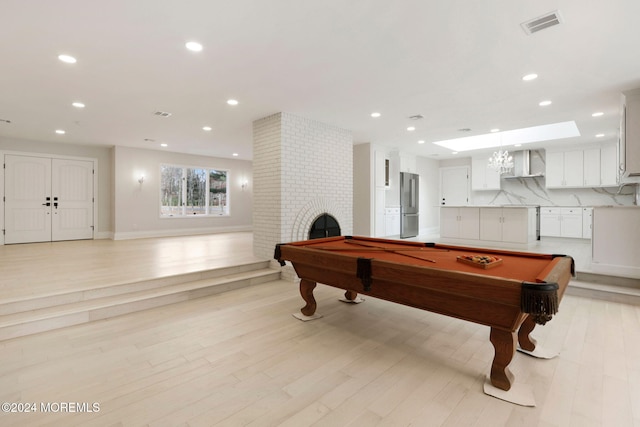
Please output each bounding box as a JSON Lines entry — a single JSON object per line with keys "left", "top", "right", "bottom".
{"left": 416, "top": 156, "right": 441, "bottom": 235}
{"left": 0, "top": 137, "right": 113, "bottom": 237}
{"left": 113, "top": 146, "right": 252, "bottom": 239}
{"left": 353, "top": 143, "right": 373, "bottom": 236}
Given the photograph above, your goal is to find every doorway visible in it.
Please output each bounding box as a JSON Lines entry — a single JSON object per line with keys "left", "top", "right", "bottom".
{"left": 4, "top": 154, "right": 95, "bottom": 244}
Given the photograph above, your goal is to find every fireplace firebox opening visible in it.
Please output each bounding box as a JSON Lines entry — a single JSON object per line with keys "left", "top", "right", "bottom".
{"left": 308, "top": 214, "right": 341, "bottom": 239}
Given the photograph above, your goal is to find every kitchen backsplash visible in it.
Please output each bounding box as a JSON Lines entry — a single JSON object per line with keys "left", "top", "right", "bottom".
{"left": 472, "top": 177, "right": 636, "bottom": 206}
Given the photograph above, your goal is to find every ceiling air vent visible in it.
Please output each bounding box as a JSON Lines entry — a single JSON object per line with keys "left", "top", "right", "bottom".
{"left": 408, "top": 114, "right": 424, "bottom": 120}
{"left": 521, "top": 10, "right": 563, "bottom": 35}
{"left": 153, "top": 111, "right": 172, "bottom": 117}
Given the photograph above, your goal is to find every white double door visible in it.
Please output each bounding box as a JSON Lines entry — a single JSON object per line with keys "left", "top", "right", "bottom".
{"left": 4, "top": 154, "right": 94, "bottom": 244}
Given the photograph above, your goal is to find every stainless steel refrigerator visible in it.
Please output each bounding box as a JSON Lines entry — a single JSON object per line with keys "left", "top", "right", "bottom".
{"left": 400, "top": 172, "right": 419, "bottom": 238}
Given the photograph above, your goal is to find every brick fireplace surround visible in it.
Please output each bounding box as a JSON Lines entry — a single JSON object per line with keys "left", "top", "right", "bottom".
{"left": 252, "top": 112, "right": 353, "bottom": 277}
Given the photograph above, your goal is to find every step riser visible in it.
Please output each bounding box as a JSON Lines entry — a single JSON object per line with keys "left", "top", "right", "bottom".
{"left": 0, "top": 271, "right": 280, "bottom": 341}
{"left": 566, "top": 286, "right": 640, "bottom": 306}
{"left": 0, "top": 261, "right": 270, "bottom": 316}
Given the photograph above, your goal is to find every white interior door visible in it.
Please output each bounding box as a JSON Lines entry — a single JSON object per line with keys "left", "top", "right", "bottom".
{"left": 4, "top": 155, "right": 94, "bottom": 244}
{"left": 51, "top": 158, "right": 94, "bottom": 241}
{"left": 4, "top": 155, "right": 52, "bottom": 244}
{"left": 440, "top": 166, "right": 470, "bottom": 206}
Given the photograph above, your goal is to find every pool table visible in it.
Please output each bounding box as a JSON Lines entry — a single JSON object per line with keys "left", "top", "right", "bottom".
{"left": 274, "top": 236, "right": 574, "bottom": 391}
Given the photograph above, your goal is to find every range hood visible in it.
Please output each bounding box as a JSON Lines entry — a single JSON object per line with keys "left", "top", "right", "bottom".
{"left": 503, "top": 150, "right": 545, "bottom": 179}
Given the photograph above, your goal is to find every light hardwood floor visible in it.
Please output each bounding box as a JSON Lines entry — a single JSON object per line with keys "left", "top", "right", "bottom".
{"left": 0, "top": 234, "right": 639, "bottom": 426}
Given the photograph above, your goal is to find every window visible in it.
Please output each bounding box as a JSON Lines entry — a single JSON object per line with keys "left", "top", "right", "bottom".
{"left": 160, "top": 164, "right": 228, "bottom": 216}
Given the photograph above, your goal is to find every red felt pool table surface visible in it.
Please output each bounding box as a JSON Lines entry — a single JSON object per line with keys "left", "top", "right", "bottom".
{"left": 285, "top": 235, "right": 561, "bottom": 283}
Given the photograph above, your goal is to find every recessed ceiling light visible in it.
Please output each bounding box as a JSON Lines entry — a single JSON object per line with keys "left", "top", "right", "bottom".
{"left": 58, "top": 54, "right": 77, "bottom": 64}
{"left": 417, "top": 140, "right": 425, "bottom": 144}
{"left": 490, "top": 128, "right": 500, "bottom": 133}
{"left": 160, "top": 143, "right": 168, "bottom": 147}
{"left": 202, "top": 126, "right": 212, "bottom": 131}
{"left": 370, "top": 112, "right": 381, "bottom": 118}
{"left": 539, "top": 100, "right": 552, "bottom": 106}
{"left": 55, "top": 129, "right": 66, "bottom": 135}
{"left": 72, "top": 102, "right": 85, "bottom": 108}
{"left": 407, "top": 126, "right": 415, "bottom": 131}
{"left": 227, "top": 99, "right": 239, "bottom": 106}
{"left": 514, "top": 144, "right": 522, "bottom": 147}
{"left": 522, "top": 73, "right": 538, "bottom": 81}
{"left": 596, "top": 133, "right": 605, "bottom": 138}
{"left": 592, "top": 112, "right": 604, "bottom": 117}
{"left": 452, "top": 152, "right": 458, "bottom": 155}
{"left": 185, "top": 41, "right": 203, "bottom": 52}
{"left": 232, "top": 153, "right": 239, "bottom": 157}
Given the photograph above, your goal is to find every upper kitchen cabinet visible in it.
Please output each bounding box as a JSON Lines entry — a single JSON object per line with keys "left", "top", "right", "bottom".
{"left": 546, "top": 143, "right": 617, "bottom": 188}
{"left": 399, "top": 153, "right": 417, "bottom": 173}
{"left": 620, "top": 88, "right": 640, "bottom": 183}
{"left": 546, "top": 149, "right": 583, "bottom": 188}
{"left": 471, "top": 157, "right": 501, "bottom": 190}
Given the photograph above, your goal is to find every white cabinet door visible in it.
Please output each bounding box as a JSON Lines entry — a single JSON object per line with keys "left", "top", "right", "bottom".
{"left": 440, "top": 207, "right": 479, "bottom": 239}
{"left": 458, "top": 208, "right": 480, "bottom": 239}
{"left": 501, "top": 208, "right": 529, "bottom": 243}
{"left": 560, "top": 208, "right": 583, "bottom": 238}
{"left": 583, "top": 148, "right": 601, "bottom": 187}
{"left": 600, "top": 144, "right": 618, "bottom": 186}
{"left": 564, "top": 150, "right": 584, "bottom": 187}
{"left": 471, "top": 158, "right": 500, "bottom": 190}
{"left": 545, "top": 152, "right": 564, "bottom": 187}
{"left": 479, "top": 208, "right": 502, "bottom": 241}
{"left": 540, "top": 208, "right": 561, "bottom": 237}
{"left": 440, "top": 207, "right": 459, "bottom": 238}
{"left": 582, "top": 208, "right": 593, "bottom": 238}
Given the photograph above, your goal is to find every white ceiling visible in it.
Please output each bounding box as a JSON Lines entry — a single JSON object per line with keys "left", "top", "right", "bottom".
{"left": 1, "top": 0, "right": 639, "bottom": 161}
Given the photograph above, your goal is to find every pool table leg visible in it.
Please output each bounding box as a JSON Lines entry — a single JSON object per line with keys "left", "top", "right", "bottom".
{"left": 489, "top": 328, "right": 516, "bottom": 391}
{"left": 344, "top": 290, "right": 358, "bottom": 301}
{"left": 300, "top": 279, "right": 317, "bottom": 316}
{"left": 517, "top": 315, "right": 538, "bottom": 352}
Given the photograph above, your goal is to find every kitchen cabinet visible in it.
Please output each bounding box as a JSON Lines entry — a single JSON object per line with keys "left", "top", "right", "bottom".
{"left": 583, "top": 148, "right": 601, "bottom": 187}
{"left": 440, "top": 207, "right": 479, "bottom": 239}
{"left": 540, "top": 207, "right": 583, "bottom": 238}
{"left": 620, "top": 88, "right": 640, "bottom": 182}
{"left": 479, "top": 207, "right": 532, "bottom": 243}
{"left": 385, "top": 207, "right": 400, "bottom": 236}
{"left": 600, "top": 144, "right": 618, "bottom": 186}
{"left": 441, "top": 206, "right": 536, "bottom": 245}
{"left": 582, "top": 207, "right": 593, "bottom": 239}
{"left": 546, "top": 150, "right": 584, "bottom": 188}
{"left": 399, "top": 154, "right": 417, "bottom": 173}
{"left": 471, "top": 157, "right": 501, "bottom": 190}
{"left": 547, "top": 144, "right": 617, "bottom": 188}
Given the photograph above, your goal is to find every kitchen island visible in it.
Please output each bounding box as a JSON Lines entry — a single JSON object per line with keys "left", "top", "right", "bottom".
{"left": 440, "top": 205, "right": 539, "bottom": 248}
{"left": 592, "top": 206, "right": 640, "bottom": 278}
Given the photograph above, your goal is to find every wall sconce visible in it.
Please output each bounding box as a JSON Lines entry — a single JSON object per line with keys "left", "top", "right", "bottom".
{"left": 138, "top": 175, "right": 145, "bottom": 184}
{"left": 241, "top": 180, "right": 249, "bottom": 190}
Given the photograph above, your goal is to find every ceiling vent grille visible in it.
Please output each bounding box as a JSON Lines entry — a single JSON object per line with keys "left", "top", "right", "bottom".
{"left": 153, "top": 111, "right": 172, "bottom": 117}
{"left": 521, "top": 10, "right": 563, "bottom": 35}
{"left": 408, "top": 114, "right": 424, "bottom": 120}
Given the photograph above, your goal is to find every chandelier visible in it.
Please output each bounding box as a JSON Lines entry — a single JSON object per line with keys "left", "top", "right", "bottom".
{"left": 488, "top": 149, "right": 514, "bottom": 174}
